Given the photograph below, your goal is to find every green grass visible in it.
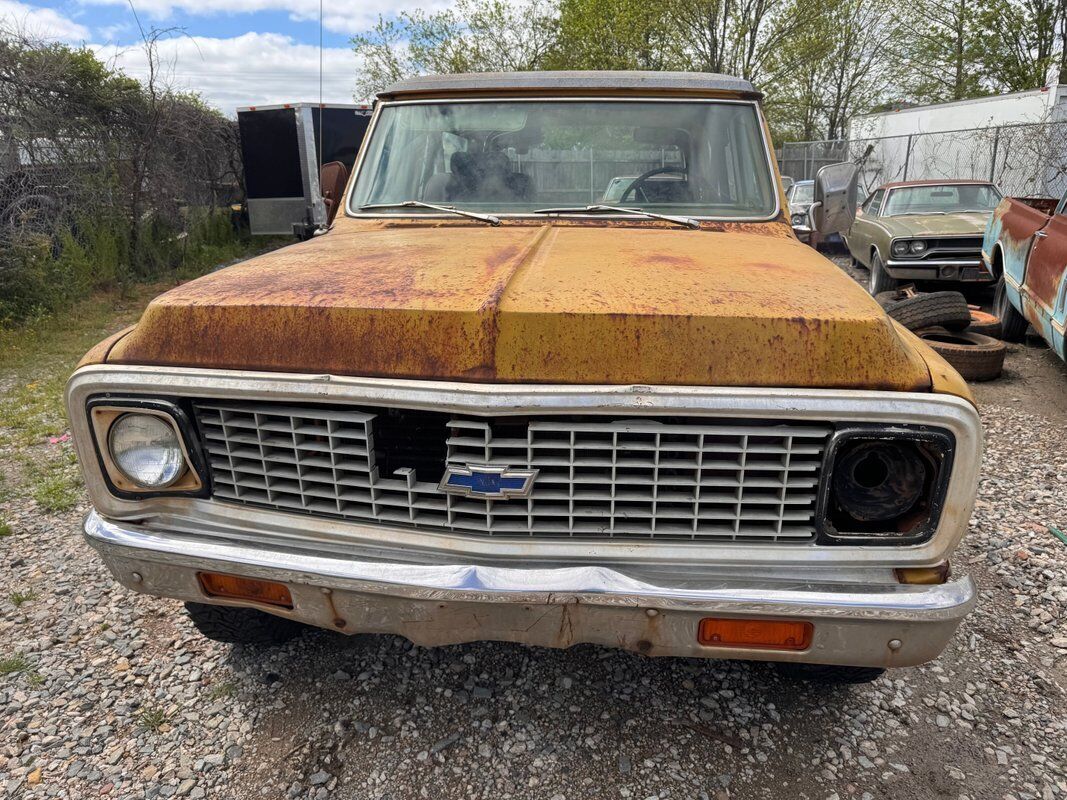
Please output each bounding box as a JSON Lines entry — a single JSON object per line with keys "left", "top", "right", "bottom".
{"left": 138, "top": 707, "right": 170, "bottom": 732}
{"left": 0, "top": 654, "right": 31, "bottom": 675}
{"left": 30, "top": 466, "right": 81, "bottom": 513}
{"left": 208, "top": 681, "right": 236, "bottom": 700}
{"left": 10, "top": 589, "right": 37, "bottom": 607}
{"left": 26, "top": 672, "right": 44, "bottom": 687}
{"left": 0, "top": 520, "right": 11, "bottom": 537}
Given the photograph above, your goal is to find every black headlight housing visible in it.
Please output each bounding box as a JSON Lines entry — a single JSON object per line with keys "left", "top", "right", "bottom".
{"left": 816, "top": 425, "right": 955, "bottom": 545}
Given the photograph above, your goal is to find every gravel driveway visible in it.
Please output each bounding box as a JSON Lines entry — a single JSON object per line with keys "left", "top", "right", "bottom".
{"left": 2, "top": 262, "right": 1066, "bottom": 800}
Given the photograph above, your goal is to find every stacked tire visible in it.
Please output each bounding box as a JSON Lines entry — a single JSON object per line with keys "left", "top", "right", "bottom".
{"left": 877, "top": 290, "right": 1006, "bottom": 381}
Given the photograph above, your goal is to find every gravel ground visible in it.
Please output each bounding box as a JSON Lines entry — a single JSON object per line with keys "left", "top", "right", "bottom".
{"left": 2, "top": 259, "right": 1066, "bottom": 799}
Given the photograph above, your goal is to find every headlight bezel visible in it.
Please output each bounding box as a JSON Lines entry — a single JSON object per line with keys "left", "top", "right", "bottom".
{"left": 815, "top": 425, "right": 955, "bottom": 546}
{"left": 790, "top": 212, "right": 807, "bottom": 227}
{"left": 891, "top": 239, "right": 910, "bottom": 257}
{"left": 86, "top": 397, "right": 209, "bottom": 499}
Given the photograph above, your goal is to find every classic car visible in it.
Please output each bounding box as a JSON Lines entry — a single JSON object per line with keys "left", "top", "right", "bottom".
{"left": 846, "top": 180, "right": 1003, "bottom": 294}
{"left": 786, "top": 179, "right": 842, "bottom": 248}
{"left": 67, "top": 72, "right": 980, "bottom": 685}
{"left": 984, "top": 190, "right": 1067, "bottom": 358}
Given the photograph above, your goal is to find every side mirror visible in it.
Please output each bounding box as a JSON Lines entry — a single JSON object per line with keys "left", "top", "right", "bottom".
{"left": 319, "top": 160, "right": 350, "bottom": 227}
{"left": 810, "top": 162, "right": 858, "bottom": 236}
{"left": 781, "top": 175, "right": 794, "bottom": 195}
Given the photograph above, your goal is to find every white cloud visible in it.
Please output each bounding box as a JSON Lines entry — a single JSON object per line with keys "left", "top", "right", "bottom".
{"left": 79, "top": 0, "right": 453, "bottom": 35}
{"left": 93, "top": 31, "right": 359, "bottom": 113}
{"left": 0, "top": 0, "right": 91, "bottom": 40}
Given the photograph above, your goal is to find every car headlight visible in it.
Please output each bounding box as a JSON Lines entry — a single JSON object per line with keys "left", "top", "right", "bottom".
{"left": 891, "top": 240, "right": 910, "bottom": 256}
{"left": 791, "top": 213, "right": 806, "bottom": 226}
{"left": 108, "top": 413, "right": 186, "bottom": 488}
{"left": 910, "top": 240, "right": 927, "bottom": 254}
{"left": 818, "top": 427, "right": 954, "bottom": 544}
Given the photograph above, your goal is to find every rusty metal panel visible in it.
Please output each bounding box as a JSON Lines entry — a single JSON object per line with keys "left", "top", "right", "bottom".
{"left": 105, "top": 218, "right": 933, "bottom": 390}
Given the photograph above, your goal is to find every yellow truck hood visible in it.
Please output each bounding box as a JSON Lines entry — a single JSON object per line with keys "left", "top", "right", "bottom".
{"left": 108, "top": 220, "right": 932, "bottom": 390}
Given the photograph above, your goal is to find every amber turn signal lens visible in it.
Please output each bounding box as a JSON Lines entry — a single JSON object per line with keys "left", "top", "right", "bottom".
{"left": 197, "top": 572, "right": 293, "bottom": 608}
{"left": 697, "top": 618, "right": 813, "bottom": 651}
{"left": 895, "top": 562, "right": 950, "bottom": 585}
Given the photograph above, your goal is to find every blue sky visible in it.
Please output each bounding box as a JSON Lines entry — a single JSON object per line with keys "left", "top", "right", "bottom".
{"left": 0, "top": 0, "right": 452, "bottom": 112}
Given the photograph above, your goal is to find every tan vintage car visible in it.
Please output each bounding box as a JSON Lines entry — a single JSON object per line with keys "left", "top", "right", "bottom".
{"left": 846, "top": 179, "right": 1003, "bottom": 294}
{"left": 67, "top": 72, "right": 980, "bottom": 685}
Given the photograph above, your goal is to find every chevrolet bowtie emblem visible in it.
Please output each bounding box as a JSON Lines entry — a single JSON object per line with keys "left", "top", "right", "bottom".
{"left": 439, "top": 464, "right": 538, "bottom": 500}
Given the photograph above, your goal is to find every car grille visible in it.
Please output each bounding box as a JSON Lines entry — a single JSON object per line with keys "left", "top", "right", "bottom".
{"left": 914, "top": 237, "right": 983, "bottom": 260}
{"left": 193, "top": 401, "right": 832, "bottom": 542}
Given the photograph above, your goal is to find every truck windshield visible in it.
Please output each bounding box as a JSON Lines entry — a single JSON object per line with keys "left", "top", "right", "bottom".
{"left": 883, "top": 184, "right": 1002, "bottom": 216}
{"left": 348, "top": 100, "right": 777, "bottom": 219}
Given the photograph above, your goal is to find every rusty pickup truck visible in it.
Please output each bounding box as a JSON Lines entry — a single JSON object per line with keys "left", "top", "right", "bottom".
{"left": 985, "top": 191, "right": 1067, "bottom": 358}
{"left": 67, "top": 72, "right": 980, "bottom": 685}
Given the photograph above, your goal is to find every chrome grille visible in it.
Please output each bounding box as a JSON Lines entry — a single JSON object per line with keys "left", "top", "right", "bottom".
{"left": 194, "top": 401, "right": 832, "bottom": 542}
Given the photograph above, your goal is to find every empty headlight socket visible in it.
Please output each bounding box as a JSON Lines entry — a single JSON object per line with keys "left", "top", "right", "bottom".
{"left": 814, "top": 425, "right": 955, "bottom": 545}
{"left": 85, "top": 396, "right": 211, "bottom": 500}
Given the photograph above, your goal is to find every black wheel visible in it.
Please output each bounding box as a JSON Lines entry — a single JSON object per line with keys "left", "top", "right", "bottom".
{"left": 774, "top": 662, "right": 887, "bottom": 685}
{"left": 184, "top": 602, "right": 307, "bottom": 645}
{"left": 867, "top": 251, "right": 897, "bottom": 296}
{"left": 883, "top": 291, "right": 971, "bottom": 332}
{"left": 993, "top": 273, "right": 1028, "bottom": 342}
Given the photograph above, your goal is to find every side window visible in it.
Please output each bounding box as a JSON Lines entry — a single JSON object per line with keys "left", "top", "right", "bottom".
{"left": 1057, "top": 188, "right": 1067, "bottom": 216}
{"left": 862, "top": 189, "right": 885, "bottom": 215}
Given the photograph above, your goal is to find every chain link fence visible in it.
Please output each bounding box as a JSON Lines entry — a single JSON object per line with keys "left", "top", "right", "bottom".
{"left": 778, "top": 120, "right": 1067, "bottom": 199}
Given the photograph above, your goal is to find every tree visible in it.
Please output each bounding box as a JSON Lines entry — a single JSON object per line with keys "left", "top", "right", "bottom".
{"left": 550, "top": 0, "right": 675, "bottom": 70}
{"left": 667, "top": 0, "right": 824, "bottom": 88}
{"left": 770, "top": 0, "right": 899, "bottom": 140}
{"left": 976, "top": 0, "right": 1063, "bottom": 91}
{"left": 351, "top": 0, "right": 558, "bottom": 100}
{"left": 892, "top": 0, "right": 987, "bottom": 103}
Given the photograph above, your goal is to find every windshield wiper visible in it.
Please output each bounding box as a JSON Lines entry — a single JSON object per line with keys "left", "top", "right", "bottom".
{"left": 894, "top": 211, "right": 946, "bottom": 216}
{"left": 532, "top": 204, "right": 701, "bottom": 230}
{"left": 359, "top": 201, "right": 500, "bottom": 226}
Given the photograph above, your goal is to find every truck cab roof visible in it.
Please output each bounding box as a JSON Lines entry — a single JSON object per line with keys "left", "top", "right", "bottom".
{"left": 378, "top": 71, "right": 762, "bottom": 100}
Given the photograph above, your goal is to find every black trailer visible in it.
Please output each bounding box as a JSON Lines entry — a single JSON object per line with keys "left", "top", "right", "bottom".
{"left": 237, "top": 103, "right": 371, "bottom": 237}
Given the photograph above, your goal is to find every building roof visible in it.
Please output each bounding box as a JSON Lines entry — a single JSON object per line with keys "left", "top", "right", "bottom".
{"left": 378, "top": 71, "right": 761, "bottom": 100}
{"left": 880, "top": 179, "right": 997, "bottom": 190}
{"left": 855, "top": 85, "right": 1065, "bottom": 119}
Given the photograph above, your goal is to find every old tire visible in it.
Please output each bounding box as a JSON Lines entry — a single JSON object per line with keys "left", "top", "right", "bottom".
{"left": 916, "top": 329, "right": 1006, "bottom": 381}
{"left": 993, "top": 274, "right": 1028, "bottom": 342}
{"left": 884, "top": 291, "right": 970, "bottom": 332}
{"left": 874, "top": 289, "right": 907, "bottom": 308}
{"left": 867, "top": 251, "right": 897, "bottom": 296}
{"left": 967, "top": 309, "right": 1002, "bottom": 339}
{"left": 185, "top": 602, "right": 307, "bottom": 645}
{"left": 774, "top": 663, "right": 887, "bottom": 685}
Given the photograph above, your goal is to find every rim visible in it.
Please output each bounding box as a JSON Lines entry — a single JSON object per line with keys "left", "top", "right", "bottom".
{"left": 868, "top": 255, "right": 879, "bottom": 293}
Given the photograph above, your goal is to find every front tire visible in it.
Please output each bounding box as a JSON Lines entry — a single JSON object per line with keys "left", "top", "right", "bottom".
{"left": 185, "top": 602, "right": 307, "bottom": 645}
{"left": 993, "top": 272, "right": 1028, "bottom": 342}
{"left": 774, "top": 662, "right": 887, "bottom": 685}
{"left": 868, "top": 251, "right": 897, "bottom": 296}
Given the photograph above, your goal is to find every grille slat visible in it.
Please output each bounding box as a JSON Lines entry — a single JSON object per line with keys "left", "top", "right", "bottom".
{"left": 194, "top": 401, "right": 832, "bottom": 543}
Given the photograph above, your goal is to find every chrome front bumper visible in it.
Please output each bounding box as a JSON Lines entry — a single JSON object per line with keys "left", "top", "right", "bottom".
{"left": 85, "top": 511, "right": 976, "bottom": 668}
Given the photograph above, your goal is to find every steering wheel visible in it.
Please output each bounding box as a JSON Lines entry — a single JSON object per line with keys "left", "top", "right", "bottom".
{"left": 620, "top": 166, "right": 686, "bottom": 204}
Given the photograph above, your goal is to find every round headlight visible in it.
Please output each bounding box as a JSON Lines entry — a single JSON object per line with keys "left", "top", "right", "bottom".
{"left": 891, "top": 240, "right": 909, "bottom": 256}
{"left": 832, "top": 440, "right": 927, "bottom": 523}
{"left": 910, "top": 240, "right": 927, "bottom": 253}
{"left": 108, "top": 413, "right": 185, "bottom": 488}
{"left": 791, "top": 213, "right": 806, "bottom": 226}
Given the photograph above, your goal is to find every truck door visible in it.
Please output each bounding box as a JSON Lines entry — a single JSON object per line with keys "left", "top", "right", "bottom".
{"left": 1022, "top": 189, "right": 1067, "bottom": 356}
